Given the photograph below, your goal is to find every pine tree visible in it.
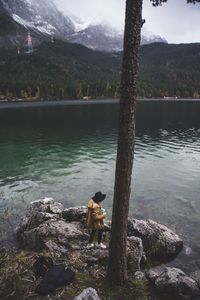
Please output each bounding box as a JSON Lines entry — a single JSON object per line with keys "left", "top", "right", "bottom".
{"left": 108, "top": 0, "right": 200, "bottom": 284}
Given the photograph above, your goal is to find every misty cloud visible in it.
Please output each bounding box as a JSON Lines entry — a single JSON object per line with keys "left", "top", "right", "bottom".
{"left": 54, "top": 0, "right": 200, "bottom": 43}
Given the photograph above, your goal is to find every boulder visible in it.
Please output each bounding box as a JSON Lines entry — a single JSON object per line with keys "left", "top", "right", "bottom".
{"left": 16, "top": 199, "right": 88, "bottom": 256}
{"left": 62, "top": 206, "right": 87, "bottom": 223}
{"left": 62, "top": 207, "right": 111, "bottom": 232}
{"left": 134, "top": 271, "right": 146, "bottom": 281}
{"left": 85, "top": 249, "right": 108, "bottom": 266}
{"left": 127, "top": 236, "right": 144, "bottom": 273}
{"left": 16, "top": 198, "right": 63, "bottom": 232}
{"left": 74, "top": 288, "right": 101, "bottom": 300}
{"left": 128, "top": 218, "right": 183, "bottom": 262}
{"left": 147, "top": 266, "right": 200, "bottom": 300}
{"left": 28, "top": 197, "right": 63, "bottom": 215}
{"left": 18, "top": 219, "right": 88, "bottom": 251}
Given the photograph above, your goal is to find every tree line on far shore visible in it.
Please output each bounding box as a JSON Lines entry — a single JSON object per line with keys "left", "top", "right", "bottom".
{"left": 1, "top": 82, "right": 200, "bottom": 101}
{"left": 1, "top": 40, "right": 200, "bottom": 101}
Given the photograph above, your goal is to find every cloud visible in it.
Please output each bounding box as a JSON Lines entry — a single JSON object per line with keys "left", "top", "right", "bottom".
{"left": 54, "top": 0, "right": 200, "bottom": 43}
{"left": 143, "top": 0, "right": 200, "bottom": 43}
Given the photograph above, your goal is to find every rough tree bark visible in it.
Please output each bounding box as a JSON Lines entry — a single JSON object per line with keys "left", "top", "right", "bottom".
{"left": 108, "top": 0, "right": 143, "bottom": 284}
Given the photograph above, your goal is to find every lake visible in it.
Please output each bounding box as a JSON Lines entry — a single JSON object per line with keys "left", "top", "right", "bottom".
{"left": 0, "top": 100, "right": 200, "bottom": 278}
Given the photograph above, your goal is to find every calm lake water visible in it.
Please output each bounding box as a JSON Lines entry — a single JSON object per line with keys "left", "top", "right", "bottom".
{"left": 0, "top": 100, "right": 200, "bottom": 277}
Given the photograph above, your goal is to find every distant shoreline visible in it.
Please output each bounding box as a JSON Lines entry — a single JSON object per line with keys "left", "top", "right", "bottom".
{"left": 0, "top": 98, "right": 200, "bottom": 109}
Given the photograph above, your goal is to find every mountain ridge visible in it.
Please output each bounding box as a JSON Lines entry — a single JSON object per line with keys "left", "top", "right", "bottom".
{"left": 0, "top": 0, "right": 167, "bottom": 51}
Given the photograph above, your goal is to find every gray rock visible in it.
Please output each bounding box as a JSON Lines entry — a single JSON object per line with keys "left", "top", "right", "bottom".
{"left": 128, "top": 218, "right": 183, "bottom": 262}
{"left": 147, "top": 266, "right": 200, "bottom": 300}
{"left": 62, "top": 206, "right": 87, "bottom": 222}
{"left": 44, "top": 240, "right": 68, "bottom": 257}
{"left": 85, "top": 249, "right": 108, "bottom": 266}
{"left": 18, "top": 219, "right": 88, "bottom": 251}
{"left": 134, "top": 271, "right": 146, "bottom": 281}
{"left": 16, "top": 199, "right": 88, "bottom": 256}
{"left": 127, "top": 236, "right": 144, "bottom": 273}
{"left": 16, "top": 198, "right": 63, "bottom": 232}
{"left": 62, "top": 207, "right": 111, "bottom": 232}
{"left": 74, "top": 288, "right": 101, "bottom": 300}
{"left": 29, "top": 197, "right": 63, "bottom": 215}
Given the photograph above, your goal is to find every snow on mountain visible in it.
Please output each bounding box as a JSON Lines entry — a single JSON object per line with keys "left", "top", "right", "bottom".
{"left": 12, "top": 13, "right": 56, "bottom": 35}
{"left": 1, "top": 0, "right": 74, "bottom": 39}
{"left": 70, "top": 21, "right": 167, "bottom": 52}
{"left": 70, "top": 22, "right": 123, "bottom": 52}
{"left": 0, "top": 0, "right": 167, "bottom": 51}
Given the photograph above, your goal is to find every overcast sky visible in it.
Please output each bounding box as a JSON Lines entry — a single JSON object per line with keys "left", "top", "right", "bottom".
{"left": 54, "top": 0, "right": 200, "bottom": 43}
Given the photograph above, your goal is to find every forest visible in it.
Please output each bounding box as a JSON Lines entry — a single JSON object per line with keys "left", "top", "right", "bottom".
{"left": 0, "top": 40, "right": 200, "bottom": 100}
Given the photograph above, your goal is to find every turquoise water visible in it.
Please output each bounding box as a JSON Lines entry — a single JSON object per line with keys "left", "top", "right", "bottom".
{"left": 0, "top": 100, "right": 200, "bottom": 275}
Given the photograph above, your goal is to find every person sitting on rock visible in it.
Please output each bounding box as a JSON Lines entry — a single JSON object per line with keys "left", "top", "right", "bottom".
{"left": 86, "top": 191, "right": 107, "bottom": 249}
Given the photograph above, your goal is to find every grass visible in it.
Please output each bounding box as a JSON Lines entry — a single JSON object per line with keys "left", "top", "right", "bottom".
{"left": 62, "top": 273, "right": 149, "bottom": 300}
{"left": 0, "top": 249, "right": 151, "bottom": 300}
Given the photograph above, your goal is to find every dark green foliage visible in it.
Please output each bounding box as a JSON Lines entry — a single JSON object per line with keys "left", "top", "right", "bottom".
{"left": 0, "top": 41, "right": 200, "bottom": 100}
{"left": 0, "top": 40, "right": 121, "bottom": 99}
{"left": 138, "top": 42, "right": 200, "bottom": 98}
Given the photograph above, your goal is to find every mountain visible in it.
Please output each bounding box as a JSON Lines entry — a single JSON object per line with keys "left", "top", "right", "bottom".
{"left": 0, "top": 0, "right": 167, "bottom": 52}
{"left": 138, "top": 42, "right": 200, "bottom": 98}
{"left": 70, "top": 24, "right": 123, "bottom": 52}
{"left": 2, "top": 0, "right": 74, "bottom": 38}
{"left": 0, "top": 41, "right": 200, "bottom": 100}
{"left": 71, "top": 23, "right": 167, "bottom": 52}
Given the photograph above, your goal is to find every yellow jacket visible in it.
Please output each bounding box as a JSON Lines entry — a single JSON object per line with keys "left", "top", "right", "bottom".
{"left": 86, "top": 199, "right": 106, "bottom": 230}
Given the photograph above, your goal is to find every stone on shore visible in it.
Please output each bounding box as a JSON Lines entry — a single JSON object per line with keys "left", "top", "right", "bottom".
{"left": 85, "top": 248, "right": 108, "bottom": 266}
{"left": 62, "top": 206, "right": 87, "bottom": 223}
{"left": 16, "top": 198, "right": 88, "bottom": 256}
{"left": 127, "top": 236, "right": 144, "bottom": 273}
{"left": 147, "top": 266, "right": 200, "bottom": 300}
{"left": 128, "top": 218, "right": 183, "bottom": 262}
{"left": 74, "top": 288, "right": 101, "bottom": 300}
{"left": 16, "top": 199, "right": 183, "bottom": 268}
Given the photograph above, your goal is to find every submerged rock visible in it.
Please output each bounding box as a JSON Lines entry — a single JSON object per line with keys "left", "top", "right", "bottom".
{"left": 147, "top": 266, "right": 200, "bottom": 300}
{"left": 128, "top": 218, "right": 183, "bottom": 262}
{"left": 74, "top": 288, "right": 101, "bottom": 300}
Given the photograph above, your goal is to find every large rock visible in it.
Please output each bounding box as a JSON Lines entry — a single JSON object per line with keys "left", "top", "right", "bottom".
{"left": 17, "top": 198, "right": 63, "bottom": 232}
{"left": 74, "top": 288, "right": 101, "bottom": 300}
{"left": 62, "top": 206, "right": 87, "bottom": 223}
{"left": 62, "top": 207, "right": 111, "bottom": 232}
{"left": 16, "top": 198, "right": 88, "bottom": 256}
{"left": 128, "top": 218, "right": 183, "bottom": 262}
{"left": 27, "top": 197, "right": 63, "bottom": 215}
{"left": 127, "top": 236, "right": 144, "bottom": 273}
{"left": 147, "top": 266, "right": 200, "bottom": 300}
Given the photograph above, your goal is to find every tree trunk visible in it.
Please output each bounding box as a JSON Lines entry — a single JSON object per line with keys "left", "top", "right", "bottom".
{"left": 108, "top": 0, "right": 143, "bottom": 284}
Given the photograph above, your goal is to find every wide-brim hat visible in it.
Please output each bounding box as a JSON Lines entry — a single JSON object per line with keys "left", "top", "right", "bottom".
{"left": 92, "top": 191, "right": 106, "bottom": 202}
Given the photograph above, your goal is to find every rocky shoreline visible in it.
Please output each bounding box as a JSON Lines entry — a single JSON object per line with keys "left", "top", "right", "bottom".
{"left": 1, "top": 197, "right": 199, "bottom": 300}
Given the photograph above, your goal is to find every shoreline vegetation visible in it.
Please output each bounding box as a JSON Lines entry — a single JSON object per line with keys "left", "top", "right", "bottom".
{"left": 1, "top": 98, "right": 200, "bottom": 109}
